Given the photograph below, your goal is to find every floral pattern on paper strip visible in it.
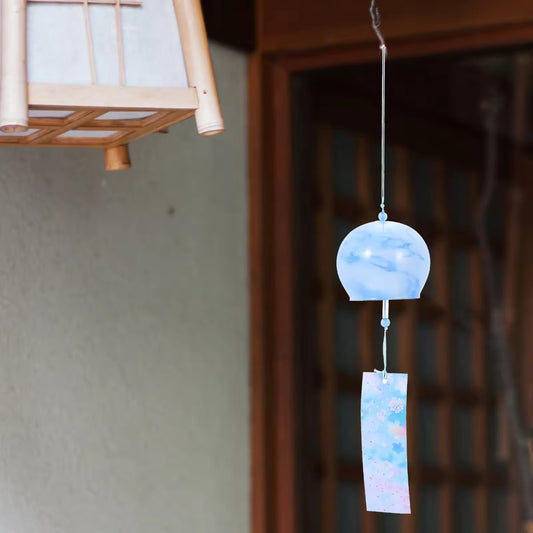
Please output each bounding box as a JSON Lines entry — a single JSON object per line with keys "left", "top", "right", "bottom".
{"left": 361, "top": 372, "right": 411, "bottom": 514}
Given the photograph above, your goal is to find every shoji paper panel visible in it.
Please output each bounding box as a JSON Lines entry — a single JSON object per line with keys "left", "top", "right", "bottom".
{"left": 28, "top": 4, "right": 92, "bottom": 84}
{"left": 27, "top": 1, "right": 188, "bottom": 88}
{"left": 122, "top": 1, "right": 188, "bottom": 87}
{"left": 89, "top": 4, "right": 120, "bottom": 85}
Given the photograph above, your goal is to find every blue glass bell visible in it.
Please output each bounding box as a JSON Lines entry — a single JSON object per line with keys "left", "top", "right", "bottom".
{"left": 336, "top": 213, "right": 430, "bottom": 301}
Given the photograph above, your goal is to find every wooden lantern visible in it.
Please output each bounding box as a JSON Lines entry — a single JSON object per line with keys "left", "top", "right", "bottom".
{"left": 0, "top": 0, "right": 224, "bottom": 170}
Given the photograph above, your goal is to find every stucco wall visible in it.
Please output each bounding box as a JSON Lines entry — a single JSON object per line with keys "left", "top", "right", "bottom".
{"left": 0, "top": 43, "right": 248, "bottom": 533}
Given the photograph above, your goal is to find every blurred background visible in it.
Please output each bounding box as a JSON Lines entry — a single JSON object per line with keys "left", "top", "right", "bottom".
{"left": 212, "top": 1, "right": 533, "bottom": 532}
{"left": 2, "top": 3, "right": 529, "bottom": 533}
{"left": 294, "top": 51, "right": 527, "bottom": 533}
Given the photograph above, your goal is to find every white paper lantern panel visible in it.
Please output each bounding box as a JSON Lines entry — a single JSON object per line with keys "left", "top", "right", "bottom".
{"left": 27, "top": 0, "right": 188, "bottom": 88}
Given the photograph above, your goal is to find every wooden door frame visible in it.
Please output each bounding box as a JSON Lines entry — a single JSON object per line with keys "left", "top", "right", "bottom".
{"left": 249, "top": 23, "right": 533, "bottom": 533}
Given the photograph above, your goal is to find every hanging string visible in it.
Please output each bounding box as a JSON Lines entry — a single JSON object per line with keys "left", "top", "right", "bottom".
{"left": 370, "top": 1, "right": 390, "bottom": 383}
{"left": 370, "top": 0, "right": 387, "bottom": 217}
{"left": 369, "top": 0, "right": 385, "bottom": 48}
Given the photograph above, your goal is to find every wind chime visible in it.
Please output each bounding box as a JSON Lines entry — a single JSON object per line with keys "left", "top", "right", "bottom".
{"left": 336, "top": 2, "right": 430, "bottom": 514}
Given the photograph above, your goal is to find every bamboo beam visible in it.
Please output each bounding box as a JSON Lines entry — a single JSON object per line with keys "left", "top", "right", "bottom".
{"left": 173, "top": 0, "right": 224, "bottom": 136}
{"left": 0, "top": 0, "right": 28, "bottom": 133}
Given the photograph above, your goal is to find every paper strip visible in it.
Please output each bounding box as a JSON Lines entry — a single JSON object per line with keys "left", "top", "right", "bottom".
{"left": 361, "top": 372, "right": 411, "bottom": 514}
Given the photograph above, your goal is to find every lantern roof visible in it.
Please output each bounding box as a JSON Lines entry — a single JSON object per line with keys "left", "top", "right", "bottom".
{"left": 0, "top": 0, "right": 223, "bottom": 169}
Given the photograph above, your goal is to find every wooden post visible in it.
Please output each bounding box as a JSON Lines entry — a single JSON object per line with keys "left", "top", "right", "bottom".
{"left": 104, "top": 145, "right": 131, "bottom": 171}
{"left": 173, "top": 0, "right": 224, "bottom": 136}
{"left": 0, "top": 0, "right": 28, "bottom": 133}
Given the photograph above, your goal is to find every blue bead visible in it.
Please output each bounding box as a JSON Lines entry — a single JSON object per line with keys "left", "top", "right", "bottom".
{"left": 381, "top": 318, "right": 390, "bottom": 328}
{"left": 378, "top": 211, "right": 388, "bottom": 222}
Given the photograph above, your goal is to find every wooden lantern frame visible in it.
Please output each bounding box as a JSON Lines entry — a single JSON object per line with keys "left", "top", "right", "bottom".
{"left": 0, "top": 0, "right": 224, "bottom": 170}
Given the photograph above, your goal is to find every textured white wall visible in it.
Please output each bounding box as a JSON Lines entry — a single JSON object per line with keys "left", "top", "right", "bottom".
{"left": 0, "top": 43, "right": 248, "bottom": 533}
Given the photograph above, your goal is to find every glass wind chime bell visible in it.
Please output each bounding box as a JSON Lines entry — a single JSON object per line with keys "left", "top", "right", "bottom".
{"left": 335, "top": 2, "right": 430, "bottom": 515}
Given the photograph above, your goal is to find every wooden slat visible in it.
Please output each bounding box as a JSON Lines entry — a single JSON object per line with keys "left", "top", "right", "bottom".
{"left": 29, "top": 0, "right": 141, "bottom": 5}
{"left": 428, "top": 160, "right": 453, "bottom": 533}
{"left": 50, "top": 131, "right": 127, "bottom": 146}
{"left": 115, "top": 0, "right": 126, "bottom": 86}
{"left": 270, "top": 60, "right": 298, "bottom": 533}
{"left": 513, "top": 153, "right": 533, "bottom": 429}
{"left": 26, "top": 110, "right": 104, "bottom": 143}
{"left": 259, "top": 0, "right": 533, "bottom": 55}
{"left": 83, "top": 0, "right": 97, "bottom": 84}
{"left": 469, "top": 170, "right": 489, "bottom": 533}
{"left": 107, "top": 110, "right": 195, "bottom": 146}
{"left": 0, "top": 108, "right": 194, "bottom": 148}
{"left": 248, "top": 53, "right": 269, "bottom": 533}
{"left": 82, "top": 118, "right": 156, "bottom": 130}
{"left": 315, "top": 124, "right": 337, "bottom": 533}
{"left": 28, "top": 117, "right": 72, "bottom": 128}
{"left": 28, "top": 84, "right": 198, "bottom": 111}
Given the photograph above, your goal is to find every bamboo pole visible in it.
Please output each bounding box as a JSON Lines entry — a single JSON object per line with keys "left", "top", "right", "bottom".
{"left": 173, "top": 0, "right": 224, "bottom": 136}
{"left": 0, "top": 0, "right": 28, "bottom": 133}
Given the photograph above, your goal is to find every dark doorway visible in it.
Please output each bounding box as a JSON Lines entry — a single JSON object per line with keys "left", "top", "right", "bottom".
{"left": 293, "top": 50, "right": 529, "bottom": 533}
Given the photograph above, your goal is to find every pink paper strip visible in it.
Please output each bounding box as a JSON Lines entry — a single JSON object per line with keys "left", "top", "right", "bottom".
{"left": 361, "top": 372, "right": 411, "bottom": 514}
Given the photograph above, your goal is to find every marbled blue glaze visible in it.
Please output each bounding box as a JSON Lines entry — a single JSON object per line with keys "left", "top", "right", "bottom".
{"left": 336, "top": 220, "right": 430, "bottom": 301}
